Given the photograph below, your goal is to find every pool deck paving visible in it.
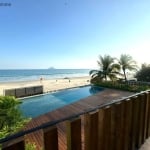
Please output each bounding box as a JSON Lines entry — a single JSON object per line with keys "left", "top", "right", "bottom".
{"left": 22, "top": 88, "right": 136, "bottom": 150}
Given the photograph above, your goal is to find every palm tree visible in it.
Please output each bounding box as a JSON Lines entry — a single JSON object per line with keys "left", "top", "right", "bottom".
{"left": 89, "top": 55, "right": 120, "bottom": 81}
{"left": 118, "top": 54, "right": 137, "bottom": 81}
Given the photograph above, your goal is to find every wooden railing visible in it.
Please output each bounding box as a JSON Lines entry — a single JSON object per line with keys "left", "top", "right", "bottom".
{"left": 0, "top": 90, "right": 150, "bottom": 150}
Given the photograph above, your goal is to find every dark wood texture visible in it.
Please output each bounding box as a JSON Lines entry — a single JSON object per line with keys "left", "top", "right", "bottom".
{"left": 43, "top": 126, "right": 58, "bottom": 150}
{"left": 66, "top": 117, "right": 81, "bottom": 150}
{"left": 2, "top": 137, "right": 25, "bottom": 150}
{"left": 84, "top": 111, "right": 98, "bottom": 150}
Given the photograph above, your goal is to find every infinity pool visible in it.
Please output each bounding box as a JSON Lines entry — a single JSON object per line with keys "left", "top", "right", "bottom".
{"left": 20, "top": 85, "right": 104, "bottom": 118}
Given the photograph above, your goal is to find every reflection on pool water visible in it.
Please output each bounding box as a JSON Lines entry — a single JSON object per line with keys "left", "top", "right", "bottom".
{"left": 19, "top": 85, "right": 104, "bottom": 118}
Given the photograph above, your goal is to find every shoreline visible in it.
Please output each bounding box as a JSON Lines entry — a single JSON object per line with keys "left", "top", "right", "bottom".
{"left": 0, "top": 75, "right": 89, "bottom": 84}
{"left": 0, "top": 76, "right": 91, "bottom": 96}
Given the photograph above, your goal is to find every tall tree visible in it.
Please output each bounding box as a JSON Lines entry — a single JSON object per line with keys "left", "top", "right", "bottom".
{"left": 89, "top": 55, "right": 120, "bottom": 81}
{"left": 118, "top": 54, "right": 137, "bottom": 81}
{"left": 135, "top": 64, "right": 150, "bottom": 82}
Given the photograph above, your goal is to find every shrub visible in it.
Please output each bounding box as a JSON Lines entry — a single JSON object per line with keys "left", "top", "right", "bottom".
{"left": 135, "top": 66, "right": 150, "bottom": 82}
{"left": 91, "top": 80, "right": 150, "bottom": 92}
{"left": 0, "top": 96, "right": 30, "bottom": 138}
{"left": 25, "top": 142, "right": 37, "bottom": 150}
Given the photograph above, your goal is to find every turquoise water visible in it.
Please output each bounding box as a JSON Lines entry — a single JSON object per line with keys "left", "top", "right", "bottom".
{"left": 0, "top": 69, "right": 90, "bottom": 83}
{"left": 20, "top": 85, "right": 104, "bottom": 118}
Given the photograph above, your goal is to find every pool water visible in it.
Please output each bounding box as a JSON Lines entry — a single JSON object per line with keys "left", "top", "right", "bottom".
{"left": 19, "top": 85, "right": 104, "bottom": 118}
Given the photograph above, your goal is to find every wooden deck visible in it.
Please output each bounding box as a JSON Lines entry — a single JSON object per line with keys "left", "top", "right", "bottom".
{"left": 23, "top": 88, "right": 134, "bottom": 150}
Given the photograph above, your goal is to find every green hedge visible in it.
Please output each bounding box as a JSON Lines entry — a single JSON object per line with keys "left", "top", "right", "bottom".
{"left": 91, "top": 79, "right": 150, "bottom": 92}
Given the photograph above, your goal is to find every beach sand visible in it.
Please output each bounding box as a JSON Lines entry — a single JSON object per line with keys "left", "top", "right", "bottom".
{"left": 0, "top": 76, "right": 91, "bottom": 96}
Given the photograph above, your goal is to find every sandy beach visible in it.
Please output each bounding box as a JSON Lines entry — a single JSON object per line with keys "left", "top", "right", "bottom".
{"left": 0, "top": 76, "right": 91, "bottom": 96}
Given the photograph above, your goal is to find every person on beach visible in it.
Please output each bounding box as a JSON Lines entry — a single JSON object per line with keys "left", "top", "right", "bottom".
{"left": 40, "top": 77, "right": 43, "bottom": 83}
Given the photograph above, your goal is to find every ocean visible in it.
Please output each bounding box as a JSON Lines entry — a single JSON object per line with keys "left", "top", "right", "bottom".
{"left": 0, "top": 69, "right": 91, "bottom": 83}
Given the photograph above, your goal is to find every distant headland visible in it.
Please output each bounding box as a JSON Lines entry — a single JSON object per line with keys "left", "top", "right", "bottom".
{"left": 48, "top": 67, "right": 55, "bottom": 69}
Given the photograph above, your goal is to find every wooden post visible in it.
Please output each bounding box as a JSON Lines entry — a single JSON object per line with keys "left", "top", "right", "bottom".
{"left": 84, "top": 113, "right": 90, "bottom": 150}
{"left": 143, "top": 92, "right": 149, "bottom": 141}
{"left": 98, "top": 108, "right": 104, "bottom": 150}
{"left": 66, "top": 117, "right": 81, "bottom": 150}
{"left": 43, "top": 126, "right": 58, "bottom": 150}
{"left": 114, "top": 101, "right": 125, "bottom": 150}
{"left": 141, "top": 93, "right": 147, "bottom": 144}
{"left": 110, "top": 104, "right": 116, "bottom": 150}
{"left": 147, "top": 91, "right": 150, "bottom": 137}
{"left": 122, "top": 99, "right": 132, "bottom": 150}
{"left": 136, "top": 94, "right": 144, "bottom": 148}
{"left": 2, "top": 137, "right": 25, "bottom": 150}
{"left": 103, "top": 106, "right": 112, "bottom": 150}
{"left": 130, "top": 96, "right": 139, "bottom": 150}
{"left": 84, "top": 111, "right": 98, "bottom": 150}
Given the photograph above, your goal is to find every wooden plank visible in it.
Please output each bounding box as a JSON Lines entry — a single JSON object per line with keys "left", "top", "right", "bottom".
{"left": 141, "top": 94, "right": 147, "bottom": 144}
{"left": 89, "top": 112, "right": 98, "bottom": 150}
{"left": 103, "top": 106, "right": 112, "bottom": 150}
{"left": 147, "top": 91, "right": 150, "bottom": 138}
{"left": 25, "top": 87, "right": 35, "bottom": 96}
{"left": 2, "top": 137, "right": 25, "bottom": 150}
{"left": 43, "top": 126, "right": 58, "bottom": 150}
{"left": 84, "top": 111, "right": 98, "bottom": 150}
{"left": 15, "top": 88, "right": 26, "bottom": 98}
{"left": 130, "top": 96, "right": 139, "bottom": 150}
{"left": 114, "top": 101, "right": 125, "bottom": 150}
{"left": 84, "top": 113, "right": 91, "bottom": 150}
{"left": 110, "top": 104, "right": 116, "bottom": 150}
{"left": 34, "top": 86, "right": 43, "bottom": 94}
{"left": 137, "top": 94, "right": 145, "bottom": 147}
{"left": 98, "top": 108, "right": 104, "bottom": 150}
{"left": 4, "top": 89, "right": 16, "bottom": 97}
{"left": 66, "top": 117, "right": 81, "bottom": 150}
{"left": 122, "top": 99, "right": 132, "bottom": 150}
{"left": 143, "top": 92, "right": 149, "bottom": 142}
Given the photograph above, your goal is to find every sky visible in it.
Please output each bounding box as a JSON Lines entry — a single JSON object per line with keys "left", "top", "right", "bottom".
{"left": 0, "top": 0, "right": 150, "bottom": 69}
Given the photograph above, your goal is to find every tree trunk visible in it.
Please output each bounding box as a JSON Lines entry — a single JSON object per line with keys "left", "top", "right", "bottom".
{"left": 123, "top": 69, "right": 127, "bottom": 81}
{"left": 104, "top": 74, "right": 107, "bottom": 81}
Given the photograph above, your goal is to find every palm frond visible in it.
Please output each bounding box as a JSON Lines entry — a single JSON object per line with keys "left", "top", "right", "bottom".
{"left": 89, "top": 70, "right": 98, "bottom": 75}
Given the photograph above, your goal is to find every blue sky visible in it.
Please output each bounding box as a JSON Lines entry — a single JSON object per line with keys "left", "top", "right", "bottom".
{"left": 0, "top": 0, "right": 150, "bottom": 69}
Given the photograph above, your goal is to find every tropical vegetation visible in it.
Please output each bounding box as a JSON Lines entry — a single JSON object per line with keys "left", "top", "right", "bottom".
{"left": 25, "top": 142, "right": 37, "bottom": 150}
{"left": 93, "top": 81, "right": 149, "bottom": 92}
{"left": 90, "top": 54, "right": 150, "bottom": 92}
{"left": 118, "top": 54, "right": 138, "bottom": 81}
{"left": 0, "top": 96, "right": 29, "bottom": 138}
{"left": 135, "top": 63, "right": 150, "bottom": 82}
{"left": 90, "top": 54, "right": 138, "bottom": 82}
{"left": 89, "top": 55, "right": 120, "bottom": 81}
